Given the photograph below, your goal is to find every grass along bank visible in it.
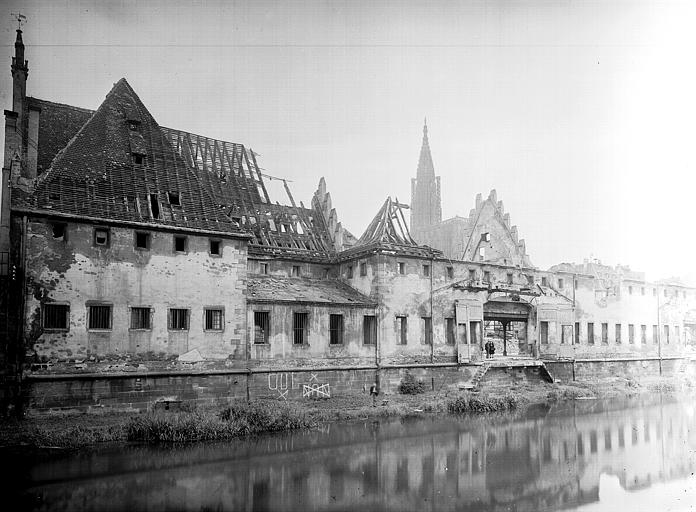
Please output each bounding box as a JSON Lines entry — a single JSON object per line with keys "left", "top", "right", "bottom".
{"left": 1, "top": 374, "right": 693, "bottom": 449}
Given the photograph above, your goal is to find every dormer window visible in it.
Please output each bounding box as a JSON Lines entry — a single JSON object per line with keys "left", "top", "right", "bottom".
{"left": 133, "top": 153, "right": 144, "bottom": 165}
{"left": 168, "top": 192, "right": 181, "bottom": 206}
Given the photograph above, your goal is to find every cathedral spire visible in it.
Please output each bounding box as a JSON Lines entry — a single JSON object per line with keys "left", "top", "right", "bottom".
{"left": 410, "top": 119, "right": 442, "bottom": 237}
{"left": 416, "top": 117, "right": 435, "bottom": 179}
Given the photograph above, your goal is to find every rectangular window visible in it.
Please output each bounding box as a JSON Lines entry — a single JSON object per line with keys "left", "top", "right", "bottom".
{"left": 653, "top": 288, "right": 657, "bottom": 296}
{"left": 422, "top": 317, "right": 432, "bottom": 345}
{"left": 469, "top": 269, "right": 476, "bottom": 281}
{"left": 359, "top": 262, "right": 367, "bottom": 276}
{"left": 329, "top": 314, "right": 344, "bottom": 345}
{"left": 641, "top": 325, "right": 647, "bottom": 344}
{"left": 135, "top": 231, "right": 150, "bottom": 250}
{"left": 527, "top": 274, "right": 535, "bottom": 285}
{"left": 149, "top": 194, "right": 160, "bottom": 219}
{"left": 51, "top": 223, "right": 66, "bottom": 240}
{"left": 615, "top": 324, "right": 622, "bottom": 344}
{"left": 174, "top": 235, "right": 187, "bottom": 253}
{"left": 446, "top": 318, "right": 455, "bottom": 345}
{"left": 629, "top": 324, "right": 636, "bottom": 344}
{"left": 209, "top": 239, "right": 221, "bottom": 255}
{"left": 260, "top": 262, "right": 268, "bottom": 275}
{"left": 43, "top": 304, "right": 69, "bottom": 330}
{"left": 483, "top": 271, "right": 490, "bottom": 283}
{"left": 574, "top": 279, "right": 578, "bottom": 290}
{"left": 507, "top": 273, "right": 513, "bottom": 284}
{"left": 169, "top": 309, "right": 189, "bottom": 330}
{"left": 167, "top": 191, "right": 181, "bottom": 206}
{"left": 132, "top": 153, "right": 143, "bottom": 165}
{"left": 558, "top": 278, "right": 564, "bottom": 289}
{"left": 293, "top": 312, "right": 308, "bottom": 344}
{"left": 254, "top": 311, "right": 270, "bottom": 344}
{"left": 93, "top": 228, "right": 109, "bottom": 247}
{"left": 540, "top": 321, "right": 549, "bottom": 344}
{"left": 641, "top": 287, "right": 645, "bottom": 295}
{"left": 575, "top": 322, "right": 580, "bottom": 344}
{"left": 447, "top": 266, "right": 454, "bottom": 279}
{"left": 363, "top": 315, "right": 377, "bottom": 345}
{"left": 653, "top": 325, "right": 659, "bottom": 344}
{"left": 541, "top": 276, "right": 548, "bottom": 287}
{"left": 292, "top": 265, "right": 301, "bottom": 277}
{"left": 664, "top": 325, "right": 670, "bottom": 344}
{"left": 88, "top": 304, "right": 112, "bottom": 330}
{"left": 601, "top": 323, "right": 608, "bottom": 344}
{"left": 205, "top": 308, "right": 224, "bottom": 331}
{"left": 398, "top": 262, "right": 405, "bottom": 275}
{"left": 423, "top": 265, "right": 431, "bottom": 277}
{"left": 130, "top": 307, "right": 151, "bottom": 329}
{"left": 396, "top": 316, "right": 408, "bottom": 345}
{"left": 587, "top": 323, "right": 594, "bottom": 344}
{"left": 675, "top": 325, "right": 680, "bottom": 343}
{"left": 347, "top": 265, "right": 353, "bottom": 279}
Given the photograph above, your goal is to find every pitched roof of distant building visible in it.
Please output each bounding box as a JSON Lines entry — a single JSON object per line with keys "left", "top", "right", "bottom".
{"left": 247, "top": 276, "right": 376, "bottom": 306}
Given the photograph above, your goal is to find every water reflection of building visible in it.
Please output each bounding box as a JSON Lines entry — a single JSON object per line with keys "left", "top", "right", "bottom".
{"left": 17, "top": 400, "right": 696, "bottom": 512}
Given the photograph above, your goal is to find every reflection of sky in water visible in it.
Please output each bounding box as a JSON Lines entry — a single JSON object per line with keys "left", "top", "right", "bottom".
{"left": 573, "top": 473, "right": 696, "bottom": 512}
{"left": 10, "top": 397, "right": 696, "bottom": 512}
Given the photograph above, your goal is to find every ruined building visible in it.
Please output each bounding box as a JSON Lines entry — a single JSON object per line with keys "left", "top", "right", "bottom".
{"left": 1, "top": 28, "right": 695, "bottom": 412}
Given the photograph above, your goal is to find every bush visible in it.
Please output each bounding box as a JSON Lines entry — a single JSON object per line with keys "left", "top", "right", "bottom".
{"left": 398, "top": 372, "right": 426, "bottom": 395}
{"left": 447, "top": 393, "right": 518, "bottom": 413}
{"left": 126, "top": 401, "right": 315, "bottom": 442}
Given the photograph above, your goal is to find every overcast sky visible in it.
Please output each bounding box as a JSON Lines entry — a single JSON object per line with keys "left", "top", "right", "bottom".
{"left": 2, "top": 0, "right": 695, "bottom": 282}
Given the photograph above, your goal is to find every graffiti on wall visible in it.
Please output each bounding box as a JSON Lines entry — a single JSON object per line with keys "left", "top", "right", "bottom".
{"left": 302, "top": 373, "right": 331, "bottom": 398}
{"left": 268, "top": 372, "right": 331, "bottom": 400}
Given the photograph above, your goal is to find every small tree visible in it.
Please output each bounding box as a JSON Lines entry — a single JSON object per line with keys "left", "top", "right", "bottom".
{"left": 399, "top": 371, "right": 426, "bottom": 394}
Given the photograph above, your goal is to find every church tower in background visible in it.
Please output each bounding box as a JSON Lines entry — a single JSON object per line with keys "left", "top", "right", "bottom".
{"left": 410, "top": 120, "right": 442, "bottom": 242}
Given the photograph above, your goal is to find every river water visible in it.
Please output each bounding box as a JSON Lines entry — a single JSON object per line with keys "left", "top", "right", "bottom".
{"left": 7, "top": 396, "right": 696, "bottom": 511}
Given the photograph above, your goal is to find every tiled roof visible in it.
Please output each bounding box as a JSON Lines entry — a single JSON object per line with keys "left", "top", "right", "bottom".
{"left": 247, "top": 276, "right": 376, "bottom": 306}
{"left": 27, "top": 98, "right": 93, "bottom": 175}
{"left": 18, "top": 79, "right": 243, "bottom": 235}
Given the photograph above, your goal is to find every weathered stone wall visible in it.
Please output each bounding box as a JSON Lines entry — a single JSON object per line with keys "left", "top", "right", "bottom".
{"left": 247, "top": 303, "right": 378, "bottom": 368}
{"left": 24, "top": 365, "right": 465, "bottom": 412}
{"left": 539, "top": 274, "right": 696, "bottom": 360}
{"left": 479, "top": 366, "right": 548, "bottom": 388}
{"left": 23, "top": 218, "right": 248, "bottom": 364}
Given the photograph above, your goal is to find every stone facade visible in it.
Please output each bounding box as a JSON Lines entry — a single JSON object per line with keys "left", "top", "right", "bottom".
{"left": 1, "top": 28, "right": 695, "bottom": 412}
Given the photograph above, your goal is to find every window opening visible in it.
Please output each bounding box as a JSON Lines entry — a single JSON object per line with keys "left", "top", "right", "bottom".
{"left": 168, "top": 191, "right": 181, "bottom": 206}
{"left": 169, "top": 309, "right": 189, "bottom": 330}
{"left": 205, "top": 309, "right": 224, "bottom": 331}
{"left": 254, "top": 312, "right": 270, "bottom": 344}
{"left": 174, "top": 236, "right": 187, "bottom": 252}
{"left": 135, "top": 232, "right": 150, "bottom": 249}
{"left": 329, "top": 314, "right": 344, "bottom": 345}
{"left": 131, "top": 307, "right": 151, "bottom": 329}
{"left": 209, "top": 240, "right": 221, "bottom": 255}
{"left": 149, "top": 194, "right": 160, "bottom": 219}
{"left": 363, "top": 315, "right": 377, "bottom": 345}
{"left": 88, "top": 305, "right": 112, "bottom": 330}
{"left": 396, "top": 316, "right": 408, "bottom": 345}
{"left": 293, "top": 312, "right": 308, "bottom": 344}
{"left": 44, "top": 304, "right": 69, "bottom": 330}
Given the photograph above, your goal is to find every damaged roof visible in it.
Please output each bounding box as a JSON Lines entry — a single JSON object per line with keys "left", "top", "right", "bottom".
{"left": 247, "top": 276, "right": 377, "bottom": 307}
{"left": 16, "top": 81, "right": 343, "bottom": 256}
{"left": 17, "top": 79, "right": 244, "bottom": 236}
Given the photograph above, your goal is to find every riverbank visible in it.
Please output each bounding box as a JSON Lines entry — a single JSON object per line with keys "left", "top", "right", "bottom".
{"left": 1, "top": 374, "right": 693, "bottom": 449}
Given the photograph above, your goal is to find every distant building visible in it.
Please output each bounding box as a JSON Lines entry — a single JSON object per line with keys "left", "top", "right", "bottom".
{"left": 0, "top": 28, "right": 694, "bottom": 412}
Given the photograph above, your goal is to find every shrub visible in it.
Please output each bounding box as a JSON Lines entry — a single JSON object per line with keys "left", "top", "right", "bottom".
{"left": 447, "top": 393, "right": 518, "bottom": 413}
{"left": 398, "top": 371, "right": 426, "bottom": 395}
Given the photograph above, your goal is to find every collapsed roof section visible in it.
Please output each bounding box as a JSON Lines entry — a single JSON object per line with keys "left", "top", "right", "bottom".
{"left": 342, "top": 197, "right": 442, "bottom": 259}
